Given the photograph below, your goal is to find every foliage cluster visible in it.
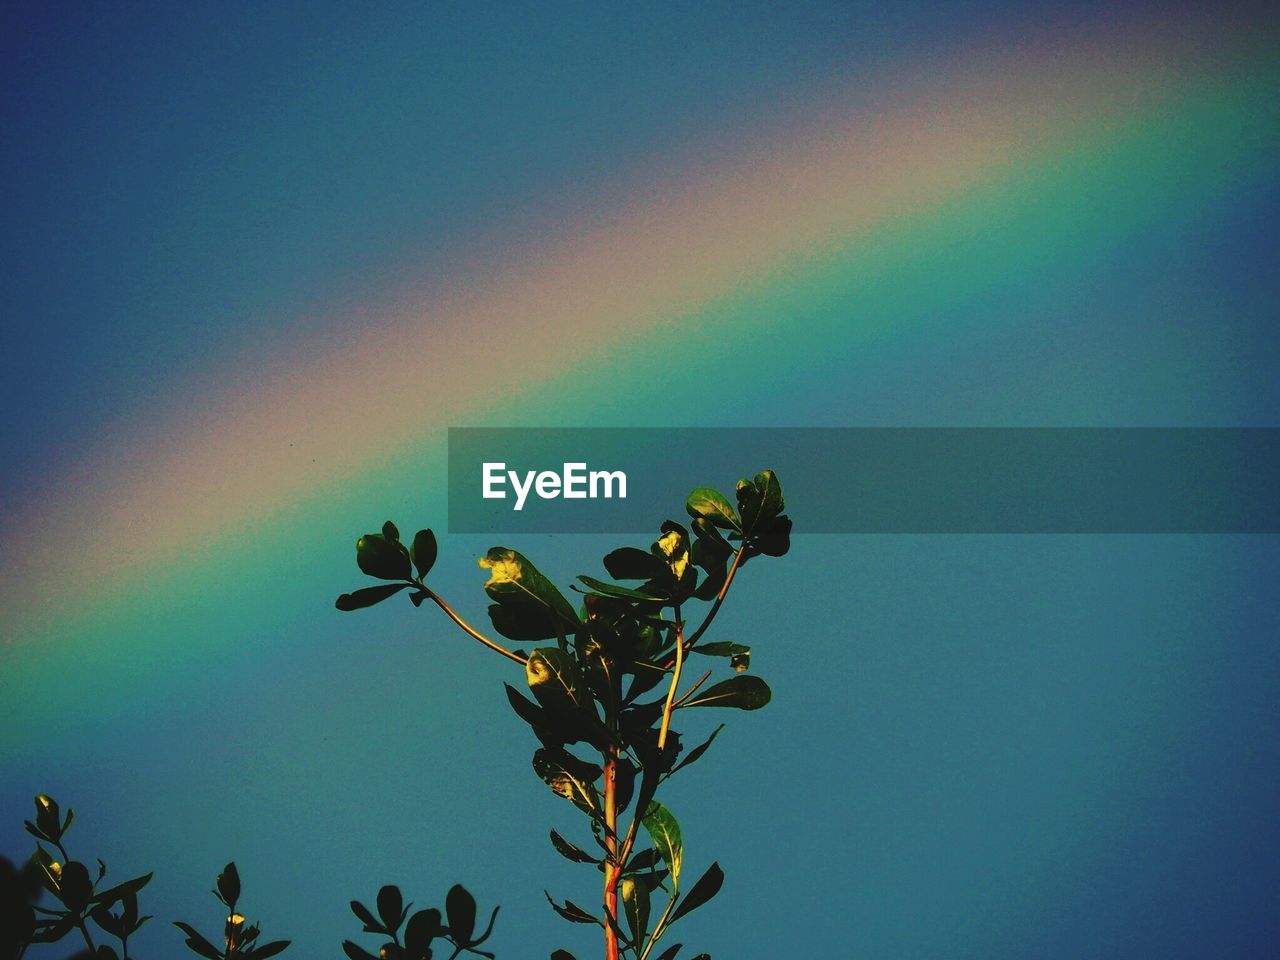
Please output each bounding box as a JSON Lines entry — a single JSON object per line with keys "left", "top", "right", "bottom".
{"left": 336, "top": 470, "right": 791, "bottom": 960}
{"left": 4, "top": 468, "right": 790, "bottom": 960}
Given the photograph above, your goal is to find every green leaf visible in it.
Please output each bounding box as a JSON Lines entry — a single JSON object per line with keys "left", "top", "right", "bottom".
{"left": 356, "top": 532, "right": 411, "bottom": 581}
{"left": 678, "top": 675, "right": 771, "bottom": 711}
{"left": 532, "top": 747, "right": 602, "bottom": 817}
{"left": 685, "top": 488, "right": 741, "bottom": 532}
{"left": 526, "top": 648, "right": 588, "bottom": 714}
{"left": 382, "top": 520, "right": 401, "bottom": 542}
{"left": 641, "top": 802, "right": 683, "bottom": 890}
{"left": 335, "top": 583, "right": 410, "bottom": 611}
{"left": 410, "top": 529, "right": 437, "bottom": 578}
{"left": 445, "top": 884, "right": 476, "bottom": 945}
{"left": 621, "top": 876, "right": 650, "bottom": 947}
{"left": 603, "top": 547, "right": 669, "bottom": 581}
{"left": 550, "top": 830, "right": 599, "bottom": 864}
{"left": 479, "top": 548, "right": 579, "bottom": 634}
{"left": 669, "top": 862, "right": 724, "bottom": 924}
{"left": 544, "top": 892, "right": 601, "bottom": 926}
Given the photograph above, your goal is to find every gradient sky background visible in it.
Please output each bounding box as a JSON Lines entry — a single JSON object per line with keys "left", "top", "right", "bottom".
{"left": 2, "top": 2, "right": 1278, "bottom": 958}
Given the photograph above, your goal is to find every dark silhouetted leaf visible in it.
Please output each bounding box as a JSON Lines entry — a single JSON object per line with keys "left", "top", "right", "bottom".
{"left": 576, "top": 576, "right": 665, "bottom": 601}
{"left": 624, "top": 848, "right": 662, "bottom": 874}
{"left": 543, "top": 892, "right": 600, "bottom": 926}
{"left": 550, "top": 830, "right": 599, "bottom": 864}
{"left": 550, "top": 951, "right": 577, "bottom": 960}
{"left": 505, "top": 683, "right": 550, "bottom": 728}
{"left": 614, "top": 757, "right": 636, "bottom": 815}
{"left": 252, "top": 940, "right": 291, "bottom": 960}
{"left": 174, "top": 922, "right": 222, "bottom": 960}
{"left": 655, "top": 946, "right": 683, "bottom": 960}
{"left": 670, "top": 724, "right": 724, "bottom": 776}
{"left": 470, "top": 905, "right": 500, "bottom": 949}
{"left": 91, "top": 904, "right": 123, "bottom": 939}
{"left": 756, "top": 515, "right": 792, "bottom": 557}
{"left": 33, "top": 795, "right": 61, "bottom": 840}
{"left": 487, "top": 602, "right": 563, "bottom": 642}
{"left": 532, "top": 748, "right": 602, "bottom": 817}
{"left": 678, "top": 676, "right": 770, "bottom": 711}
{"left": 603, "top": 547, "right": 669, "bottom": 581}
{"left": 411, "top": 529, "right": 437, "bottom": 578}
{"left": 404, "top": 908, "right": 444, "bottom": 955}
{"left": 217, "top": 862, "right": 240, "bottom": 910}
{"left": 685, "top": 488, "right": 741, "bottom": 531}
{"left": 91, "top": 871, "right": 151, "bottom": 908}
{"left": 669, "top": 862, "right": 724, "bottom": 924}
{"left": 356, "top": 532, "right": 411, "bottom": 580}
{"left": 689, "top": 642, "right": 749, "bottom": 659}
{"left": 736, "top": 470, "right": 783, "bottom": 534}
{"left": 641, "top": 802, "right": 683, "bottom": 890}
{"left": 445, "top": 884, "right": 476, "bottom": 944}
{"left": 59, "top": 861, "right": 93, "bottom": 911}
{"left": 376, "top": 885, "right": 404, "bottom": 934}
{"left": 350, "top": 900, "right": 381, "bottom": 933}
{"left": 342, "top": 941, "right": 377, "bottom": 960}
{"left": 335, "top": 583, "right": 410, "bottom": 611}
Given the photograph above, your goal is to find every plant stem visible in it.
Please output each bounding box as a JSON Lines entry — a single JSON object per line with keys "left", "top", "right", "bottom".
{"left": 602, "top": 749, "right": 621, "bottom": 960}
{"left": 659, "top": 545, "right": 745, "bottom": 672}
{"left": 672, "top": 667, "right": 712, "bottom": 708}
{"left": 638, "top": 896, "right": 678, "bottom": 960}
{"left": 423, "top": 588, "right": 528, "bottom": 665}
{"left": 656, "top": 608, "right": 684, "bottom": 751}
{"left": 76, "top": 920, "right": 96, "bottom": 955}
{"left": 682, "top": 545, "right": 744, "bottom": 650}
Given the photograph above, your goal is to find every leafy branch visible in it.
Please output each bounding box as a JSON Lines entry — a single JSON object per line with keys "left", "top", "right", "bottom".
{"left": 335, "top": 470, "right": 792, "bottom": 959}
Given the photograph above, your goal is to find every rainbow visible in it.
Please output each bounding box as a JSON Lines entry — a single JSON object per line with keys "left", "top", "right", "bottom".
{"left": 1, "top": 12, "right": 1276, "bottom": 747}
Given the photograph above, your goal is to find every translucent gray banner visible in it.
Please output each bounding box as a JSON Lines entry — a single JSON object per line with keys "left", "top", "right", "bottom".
{"left": 447, "top": 428, "right": 1280, "bottom": 534}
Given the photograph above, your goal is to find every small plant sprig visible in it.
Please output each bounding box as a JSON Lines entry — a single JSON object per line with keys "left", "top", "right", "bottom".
{"left": 336, "top": 470, "right": 791, "bottom": 960}
{"left": 173, "top": 863, "right": 289, "bottom": 960}
{"left": 20, "top": 795, "right": 152, "bottom": 960}
{"left": 342, "top": 882, "right": 498, "bottom": 960}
